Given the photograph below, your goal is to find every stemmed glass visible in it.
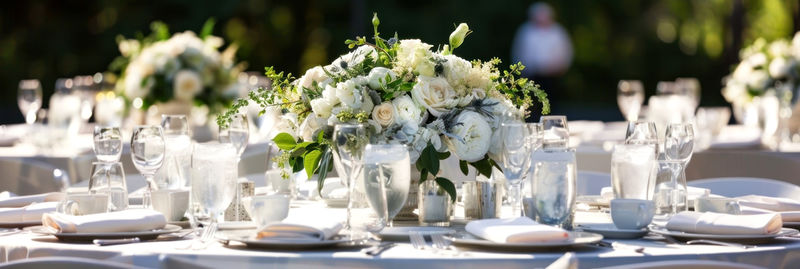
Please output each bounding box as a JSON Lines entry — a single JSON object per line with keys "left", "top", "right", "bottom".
{"left": 625, "top": 121, "right": 659, "bottom": 148}
{"left": 540, "top": 115, "right": 569, "bottom": 149}
{"left": 219, "top": 113, "right": 250, "bottom": 163}
{"left": 18, "top": 80, "right": 43, "bottom": 125}
{"left": 189, "top": 142, "right": 238, "bottom": 249}
{"left": 501, "top": 122, "right": 531, "bottom": 217}
{"left": 333, "top": 124, "right": 371, "bottom": 239}
{"left": 363, "top": 144, "right": 409, "bottom": 226}
{"left": 617, "top": 80, "right": 644, "bottom": 121}
{"left": 130, "top": 126, "right": 166, "bottom": 208}
{"left": 663, "top": 123, "right": 694, "bottom": 214}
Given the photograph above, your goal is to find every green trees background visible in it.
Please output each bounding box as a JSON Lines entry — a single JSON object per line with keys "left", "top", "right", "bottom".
{"left": 1, "top": 0, "right": 798, "bottom": 123}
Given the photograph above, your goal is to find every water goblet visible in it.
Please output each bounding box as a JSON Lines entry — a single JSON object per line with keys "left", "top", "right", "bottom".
{"left": 610, "top": 144, "right": 657, "bottom": 200}
{"left": 190, "top": 142, "right": 238, "bottom": 249}
{"left": 130, "top": 125, "right": 166, "bottom": 208}
{"left": 617, "top": 80, "right": 644, "bottom": 121}
{"left": 18, "top": 79, "right": 43, "bottom": 125}
{"left": 363, "top": 144, "right": 409, "bottom": 226}
{"left": 93, "top": 127, "right": 122, "bottom": 163}
{"left": 501, "top": 122, "right": 531, "bottom": 217}
{"left": 333, "top": 124, "right": 372, "bottom": 239}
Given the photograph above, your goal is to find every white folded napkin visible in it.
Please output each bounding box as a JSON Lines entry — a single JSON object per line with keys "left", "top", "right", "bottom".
{"left": 0, "top": 202, "right": 59, "bottom": 222}
{"left": 665, "top": 211, "right": 782, "bottom": 235}
{"left": 256, "top": 216, "right": 343, "bottom": 241}
{"left": 42, "top": 209, "right": 167, "bottom": 233}
{"left": 740, "top": 206, "right": 800, "bottom": 222}
{"left": 0, "top": 192, "right": 64, "bottom": 208}
{"left": 465, "top": 217, "right": 570, "bottom": 243}
{"left": 736, "top": 195, "right": 800, "bottom": 212}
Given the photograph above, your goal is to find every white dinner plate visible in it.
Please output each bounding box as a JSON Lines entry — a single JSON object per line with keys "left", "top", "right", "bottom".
{"left": 215, "top": 221, "right": 257, "bottom": 230}
{"left": 0, "top": 221, "right": 41, "bottom": 229}
{"left": 28, "top": 224, "right": 182, "bottom": 242}
{"left": 447, "top": 231, "right": 603, "bottom": 251}
{"left": 218, "top": 232, "right": 366, "bottom": 250}
{"left": 649, "top": 225, "right": 798, "bottom": 243}
{"left": 377, "top": 226, "right": 455, "bottom": 241}
{"left": 578, "top": 223, "right": 648, "bottom": 239}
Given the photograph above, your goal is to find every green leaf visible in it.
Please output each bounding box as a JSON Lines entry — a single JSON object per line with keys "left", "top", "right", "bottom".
{"left": 419, "top": 168, "right": 429, "bottom": 184}
{"left": 317, "top": 148, "right": 333, "bottom": 193}
{"left": 296, "top": 141, "right": 316, "bottom": 150}
{"left": 437, "top": 151, "right": 451, "bottom": 160}
{"left": 459, "top": 160, "right": 469, "bottom": 176}
{"left": 273, "top": 133, "right": 297, "bottom": 150}
{"left": 200, "top": 18, "right": 216, "bottom": 39}
{"left": 470, "top": 157, "right": 493, "bottom": 179}
{"left": 290, "top": 148, "right": 306, "bottom": 157}
{"left": 419, "top": 143, "right": 439, "bottom": 175}
{"left": 291, "top": 157, "right": 304, "bottom": 173}
{"left": 303, "top": 150, "right": 322, "bottom": 180}
{"left": 434, "top": 177, "right": 457, "bottom": 202}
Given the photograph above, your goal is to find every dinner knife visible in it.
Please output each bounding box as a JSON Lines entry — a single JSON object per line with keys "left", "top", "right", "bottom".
{"left": 93, "top": 237, "right": 141, "bottom": 246}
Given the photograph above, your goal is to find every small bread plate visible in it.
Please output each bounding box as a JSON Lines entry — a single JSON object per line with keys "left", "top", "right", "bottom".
{"left": 447, "top": 231, "right": 603, "bottom": 251}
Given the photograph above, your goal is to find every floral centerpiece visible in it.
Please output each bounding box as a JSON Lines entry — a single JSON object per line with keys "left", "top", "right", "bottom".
{"left": 218, "top": 14, "right": 549, "bottom": 200}
{"left": 109, "top": 20, "right": 244, "bottom": 123}
{"left": 722, "top": 33, "right": 800, "bottom": 109}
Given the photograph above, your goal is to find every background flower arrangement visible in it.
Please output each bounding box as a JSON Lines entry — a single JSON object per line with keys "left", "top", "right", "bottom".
{"left": 219, "top": 14, "right": 549, "bottom": 200}
{"left": 722, "top": 32, "right": 800, "bottom": 108}
{"left": 109, "top": 19, "right": 244, "bottom": 117}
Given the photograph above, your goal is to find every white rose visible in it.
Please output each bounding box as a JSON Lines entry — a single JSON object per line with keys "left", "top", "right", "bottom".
{"left": 372, "top": 102, "right": 396, "bottom": 127}
{"left": 335, "top": 80, "right": 358, "bottom": 108}
{"left": 392, "top": 94, "right": 427, "bottom": 126}
{"left": 173, "top": 70, "right": 203, "bottom": 101}
{"left": 411, "top": 76, "right": 459, "bottom": 117}
{"left": 298, "top": 114, "right": 327, "bottom": 142}
{"left": 297, "top": 66, "right": 332, "bottom": 95}
{"left": 769, "top": 57, "right": 793, "bottom": 78}
{"left": 442, "top": 54, "right": 472, "bottom": 88}
{"left": 366, "top": 67, "right": 396, "bottom": 89}
{"left": 444, "top": 111, "right": 492, "bottom": 162}
{"left": 310, "top": 98, "right": 336, "bottom": 119}
{"left": 395, "top": 39, "right": 435, "bottom": 76}
{"left": 746, "top": 70, "right": 770, "bottom": 90}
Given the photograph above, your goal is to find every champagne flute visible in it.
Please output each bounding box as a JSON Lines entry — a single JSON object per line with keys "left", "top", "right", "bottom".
{"left": 333, "top": 124, "right": 370, "bottom": 239}
{"left": 18, "top": 80, "right": 43, "bottom": 125}
{"left": 501, "top": 122, "right": 531, "bottom": 217}
{"left": 617, "top": 80, "right": 644, "bottom": 121}
{"left": 131, "top": 126, "right": 166, "bottom": 208}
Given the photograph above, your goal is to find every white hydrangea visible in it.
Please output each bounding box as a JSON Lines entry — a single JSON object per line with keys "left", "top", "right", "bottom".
{"left": 441, "top": 54, "right": 472, "bottom": 89}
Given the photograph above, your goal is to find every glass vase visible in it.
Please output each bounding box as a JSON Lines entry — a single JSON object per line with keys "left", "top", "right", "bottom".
{"left": 418, "top": 179, "right": 452, "bottom": 226}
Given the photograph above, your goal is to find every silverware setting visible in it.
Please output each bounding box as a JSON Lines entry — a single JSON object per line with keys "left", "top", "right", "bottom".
{"left": 362, "top": 241, "right": 396, "bottom": 256}
{"left": 662, "top": 235, "right": 755, "bottom": 249}
{"left": 93, "top": 237, "right": 140, "bottom": 246}
{"left": 593, "top": 240, "right": 645, "bottom": 253}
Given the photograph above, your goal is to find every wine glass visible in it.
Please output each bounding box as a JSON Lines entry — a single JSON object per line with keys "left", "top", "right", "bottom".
{"left": 501, "top": 122, "right": 531, "bottom": 217}
{"left": 160, "top": 115, "right": 192, "bottom": 189}
{"left": 18, "top": 80, "right": 43, "bottom": 125}
{"left": 625, "top": 121, "right": 659, "bottom": 147}
{"left": 130, "top": 126, "right": 166, "bottom": 208}
{"left": 539, "top": 115, "right": 569, "bottom": 149}
{"left": 665, "top": 123, "right": 694, "bottom": 163}
{"left": 219, "top": 113, "right": 250, "bottom": 162}
{"left": 363, "top": 144, "right": 409, "bottom": 226}
{"left": 93, "top": 127, "right": 123, "bottom": 163}
{"left": 333, "top": 124, "right": 370, "bottom": 239}
{"left": 617, "top": 80, "right": 644, "bottom": 121}
{"left": 190, "top": 142, "right": 238, "bottom": 249}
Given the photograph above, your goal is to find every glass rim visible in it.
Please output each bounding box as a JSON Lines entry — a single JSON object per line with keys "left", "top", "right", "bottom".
{"left": 90, "top": 161, "right": 123, "bottom": 166}
{"left": 133, "top": 125, "right": 163, "bottom": 130}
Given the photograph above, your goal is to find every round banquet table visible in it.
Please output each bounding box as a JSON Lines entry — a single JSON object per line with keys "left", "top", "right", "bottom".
{"left": 1, "top": 206, "right": 800, "bottom": 268}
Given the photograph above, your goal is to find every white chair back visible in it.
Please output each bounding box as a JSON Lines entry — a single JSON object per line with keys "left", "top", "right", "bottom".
{"left": 577, "top": 171, "right": 610, "bottom": 196}
{"left": 688, "top": 177, "right": 800, "bottom": 199}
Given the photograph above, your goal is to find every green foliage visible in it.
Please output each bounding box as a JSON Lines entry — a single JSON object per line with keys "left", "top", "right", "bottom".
{"left": 200, "top": 18, "right": 216, "bottom": 39}
{"left": 218, "top": 66, "right": 300, "bottom": 128}
{"left": 415, "top": 143, "right": 457, "bottom": 202}
{"left": 494, "top": 60, "right": 550, "bottom": 117}
{"left": 271, "top": 130, "right": 334, "bottom": 192}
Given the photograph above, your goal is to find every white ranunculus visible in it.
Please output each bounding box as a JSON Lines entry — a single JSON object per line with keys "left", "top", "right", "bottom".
{"left": 442, "top": 54, "right": 472, "bottom": 88}
{"left": 746, "top": 70, "right": 770, "bottom": 90}
{"left": 769, "top": 57, "right": 793, "bottom": 79}
{"left": 372, "top": 102, "right": 396, "bottom": 127}
{"left": 444, "top": 111, "right": 492, "bottom": 162}
{"left": 392, "top": 94, "right": 427, "bottom": 126}
{"left": 298, "top": 114, "right": 326, "bottom": 142}
{"left": 173, "top": 70, "right": 203, "bottom": 101}
{"left": 411, "top": 76, "right": 459, "bottom": 117}
{"left": 310, "top": 98, "right": 336, "bottom": 119}
{"left": 366, "top": 67, "right": 396, "bottom": 89}
{"left": 395, "top": 39, "right": 435, "bottom": 76}
{"left": 297, "top": 66, "right": 332, "bottom": 95}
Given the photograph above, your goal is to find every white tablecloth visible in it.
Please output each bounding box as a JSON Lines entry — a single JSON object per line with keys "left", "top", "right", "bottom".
{"left": 1, "top": 207, "right": 800, "bottom": 268}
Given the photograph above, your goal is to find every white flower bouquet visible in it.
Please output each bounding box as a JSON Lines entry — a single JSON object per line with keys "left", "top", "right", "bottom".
{"left": 110, "top": 20, "right": 243, "bottom": 113}
{"left": 722, "top": 33, "right": 800, "bottom": 107}
{"left": 219, "top": 14, "right": 549, "bottom": 200}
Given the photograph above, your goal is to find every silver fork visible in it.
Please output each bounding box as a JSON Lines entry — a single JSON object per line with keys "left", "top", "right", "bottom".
{"left": 409, "top": 232, "right": 427, "bottom": 250}
{"left": 686, "top": 239, "right": 755, "bottom": 249}
{"left": 430, "top": 234, "right": 463, "bottom": 256}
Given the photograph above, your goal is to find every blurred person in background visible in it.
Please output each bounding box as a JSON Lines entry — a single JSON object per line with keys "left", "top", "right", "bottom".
{"left": 512, "top": 2, "right": 573, "bottom": 119}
